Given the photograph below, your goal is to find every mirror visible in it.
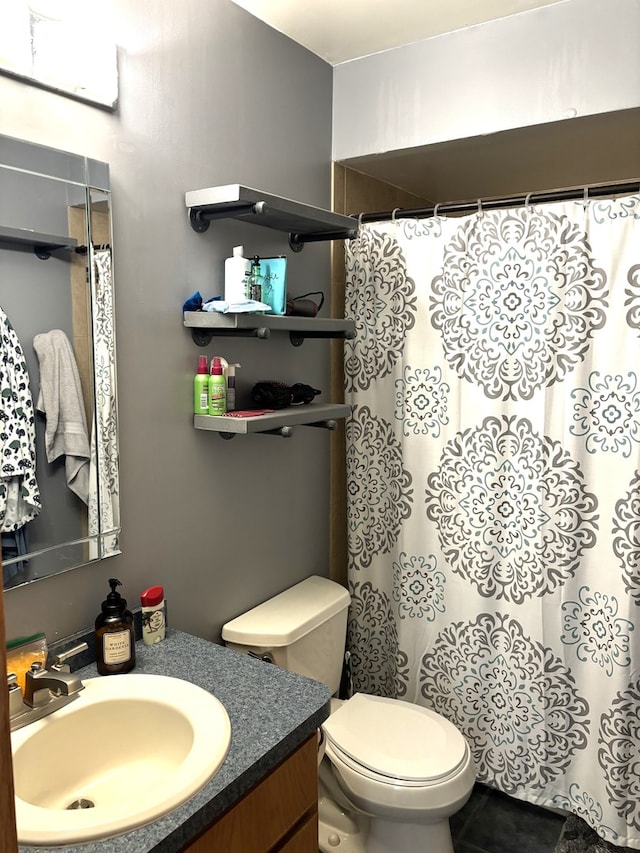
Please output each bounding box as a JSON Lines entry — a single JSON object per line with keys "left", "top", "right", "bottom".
{"left": 0, "top": 133, "right": 120, "bottom": 590}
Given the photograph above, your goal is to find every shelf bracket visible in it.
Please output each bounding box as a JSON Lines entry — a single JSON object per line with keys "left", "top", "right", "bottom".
{"left": 216, "top": 421, "right": 337, "bottom": 438}
{"left": 189, "top": 208, "right": 211, "bottom": 233}
{"left": 305, "top": 420, "right": 338, "bottom": 431}
{"left": 288, "top": 328, "right": 356, "bottom": 347}
{"left": 289, "top": 228, "right": 358, "bottom": 253}
{"left": 191, "top": 326, "right": 272, "bottom": 346}
{"left": 191, "top": 328, "right": 214, "bottom": 347}
{"left": 189, "top": 201, "right": 268, "bottom": 234}
{"left": 263, "top": 426, "right": 294, "bottom": 438}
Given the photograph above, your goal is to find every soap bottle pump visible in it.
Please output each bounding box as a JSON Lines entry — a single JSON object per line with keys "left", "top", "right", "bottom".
{"left": 95, "top": 578, "right": 136, "bottom": 675}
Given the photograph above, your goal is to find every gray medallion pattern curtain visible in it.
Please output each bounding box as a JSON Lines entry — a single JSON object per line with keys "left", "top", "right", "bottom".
{"left": 88, "top": 247, "right": 120, "bottom": 559}
{"left": 344, "top": 195, "right": 640, "bottom": 848}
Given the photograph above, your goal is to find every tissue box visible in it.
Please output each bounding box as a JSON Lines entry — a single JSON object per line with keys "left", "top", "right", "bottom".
{"left": 261, "top": 256, "right": 287, "bottom": 315}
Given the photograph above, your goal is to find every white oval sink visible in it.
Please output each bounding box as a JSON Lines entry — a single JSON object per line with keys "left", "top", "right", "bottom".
{"left": 11, "top": 673, "right": 232, "bottom": 846}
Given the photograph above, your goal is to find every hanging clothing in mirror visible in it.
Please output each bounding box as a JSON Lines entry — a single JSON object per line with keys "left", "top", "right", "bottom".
{"left": 33, "top": 329, "right": 90, "bottom": 504}
{"left": 2, "top": 526, "right": 30, "bottom": 578}
{"left": 0, "top": 305, "right": 40, "bottom": 584}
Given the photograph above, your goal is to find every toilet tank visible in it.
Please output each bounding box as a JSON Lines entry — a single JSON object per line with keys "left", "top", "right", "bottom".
{"left": 221, "top": 575, "right": 350, "bottom": 694}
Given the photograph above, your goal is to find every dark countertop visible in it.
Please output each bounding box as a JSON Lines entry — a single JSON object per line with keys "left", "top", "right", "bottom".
{"left": 17, "top": 629, "right": 331, "bottom": 853}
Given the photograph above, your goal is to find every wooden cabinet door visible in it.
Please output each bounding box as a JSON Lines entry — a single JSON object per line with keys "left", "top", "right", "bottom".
{"left": 182, "top": 734, "right": 318, "bottom": 853}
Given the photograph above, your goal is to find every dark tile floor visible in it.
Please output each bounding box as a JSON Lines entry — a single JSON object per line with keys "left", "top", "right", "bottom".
{"left": 451, "top": 784, "right": 566, "bottom": 853}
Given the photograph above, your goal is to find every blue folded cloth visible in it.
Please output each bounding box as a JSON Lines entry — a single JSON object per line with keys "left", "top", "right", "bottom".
{"left": 182, "top": 291, "right": 203, "bottom": 312}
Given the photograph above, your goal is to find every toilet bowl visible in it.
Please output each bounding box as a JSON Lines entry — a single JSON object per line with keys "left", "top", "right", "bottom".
{"left": 221, "top": 576, "right": 476, "bottom": 853}
{"left": 319, "top": 693, "right": 475, "bottom": 853}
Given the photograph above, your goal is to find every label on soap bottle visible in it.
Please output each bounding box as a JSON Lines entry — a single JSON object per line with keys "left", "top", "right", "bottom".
{"left": 103, "top": 630, "right": 131, "bottom": 664}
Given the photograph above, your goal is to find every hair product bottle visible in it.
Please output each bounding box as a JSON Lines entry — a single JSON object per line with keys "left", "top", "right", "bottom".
{"left": 95, "top": 578, "right": 136, "bottom": 675}
{"left": 224, "top": 363, "right": 240, "bottom": 411}
{"left": 224, "top": 245, "right": 251, "bottom": 304}
{"left": 194, "top": 355, "right": 208, "bottom": 414}
{"left": 208, "top": 356, "right": 227, "bottom": 415}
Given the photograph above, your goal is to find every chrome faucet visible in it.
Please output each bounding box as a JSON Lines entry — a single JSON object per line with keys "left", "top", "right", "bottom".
{"left": 23, "top": 662, "right": 84, "bottom": 707}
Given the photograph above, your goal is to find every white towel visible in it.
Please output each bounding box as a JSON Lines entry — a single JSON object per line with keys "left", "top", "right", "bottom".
{"left": 33, "top": 330, "right": 90, "bottom": 504}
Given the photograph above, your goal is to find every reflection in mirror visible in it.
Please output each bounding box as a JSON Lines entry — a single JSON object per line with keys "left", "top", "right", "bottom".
{"left": 0, "top": 134, "right": 120, "bottom": 590}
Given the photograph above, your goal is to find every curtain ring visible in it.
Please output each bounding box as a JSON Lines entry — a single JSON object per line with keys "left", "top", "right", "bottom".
{"left": 477, "top": 198, "right": 483, "bottom": 218}
{"left": 391, "top": 208, "right": 400, "bottom": 222}
{"left": 433, "top": 203, "right": 441, "bottom": 219}
{"left": 524, "top": 193, "right": 534, "bottom": 217}
{"left": 583, "top": 187, "right": 590, "bottom": 208}
{"left": 357, "top": 212, "right": 365, "bottom": 227}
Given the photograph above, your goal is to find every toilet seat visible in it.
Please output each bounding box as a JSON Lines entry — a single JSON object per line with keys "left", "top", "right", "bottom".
{"left": 322, "top": 693, "right": 468, "bottom": 785}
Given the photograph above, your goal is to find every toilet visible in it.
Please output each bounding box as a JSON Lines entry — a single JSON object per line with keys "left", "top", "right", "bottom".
{"left": 222, "top": 575, "right": 476, "bottom": 853}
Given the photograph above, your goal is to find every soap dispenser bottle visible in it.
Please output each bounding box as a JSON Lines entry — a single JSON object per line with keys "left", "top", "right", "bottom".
{"left": 95, "top": 578, "right": 136, "bottom": 675}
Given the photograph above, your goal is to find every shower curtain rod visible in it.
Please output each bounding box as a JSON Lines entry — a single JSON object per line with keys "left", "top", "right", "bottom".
{"left": 356, "top": 180, "right": 640, "bottom": 224}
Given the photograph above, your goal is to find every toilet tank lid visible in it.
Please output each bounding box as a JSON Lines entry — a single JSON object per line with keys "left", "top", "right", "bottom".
{"left": 221, "top": 575, "right": 350, "bottom": 646}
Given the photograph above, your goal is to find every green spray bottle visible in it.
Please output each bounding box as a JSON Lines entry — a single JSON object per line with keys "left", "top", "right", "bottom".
{"left": 194, "top": 355, "right": 208, "bottom": 415}
{"left": 208, "top": 356, "right": 227, "bottom": 415}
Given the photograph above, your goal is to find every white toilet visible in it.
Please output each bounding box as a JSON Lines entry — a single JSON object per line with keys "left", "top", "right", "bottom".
{"left": 222, "top": 575, "right": 476, "bottom": 853}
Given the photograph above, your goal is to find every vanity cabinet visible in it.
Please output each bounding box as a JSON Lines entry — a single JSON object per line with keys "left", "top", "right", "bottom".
{"left": 184, "top": 184, "right": 357, "bottom": 438}
{"left": 180, "top": 734, "right": 318, "bottom": 853}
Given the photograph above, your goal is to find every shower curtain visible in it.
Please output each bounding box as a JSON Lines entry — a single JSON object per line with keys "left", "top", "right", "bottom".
{"left": 88, "top": 246, "right": 120, "bottom": 559}
{"left": 344, "top": 194, "right": 640, "bottom": 848}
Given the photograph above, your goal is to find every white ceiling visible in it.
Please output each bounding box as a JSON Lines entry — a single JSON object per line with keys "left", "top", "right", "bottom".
{"left": 229, "top": 0, "right": 566, "bottom": 65}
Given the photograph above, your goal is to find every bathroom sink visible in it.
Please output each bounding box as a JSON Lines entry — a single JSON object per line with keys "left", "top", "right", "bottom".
{"left": 11, "top": 673, "right": 232, "bottom": 846}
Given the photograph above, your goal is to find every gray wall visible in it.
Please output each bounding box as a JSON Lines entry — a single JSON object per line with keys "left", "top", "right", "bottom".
{"left": 1, "top": 0, "right": 336, "bottom": 644}
{"left": 333, "top": 0, "right": 640, "bottom": 162}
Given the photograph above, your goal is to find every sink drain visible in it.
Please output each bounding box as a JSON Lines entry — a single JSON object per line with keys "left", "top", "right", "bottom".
{"left": 66, "top": 798, "right": 95, "bottom": 810}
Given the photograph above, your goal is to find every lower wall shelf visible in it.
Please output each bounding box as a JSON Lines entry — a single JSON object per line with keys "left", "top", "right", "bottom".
{"left": 194, "top": 403, "right": 351, "bottom": 438}
{"left": 184, "top": 311, "right": 356, "bottom": 347}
